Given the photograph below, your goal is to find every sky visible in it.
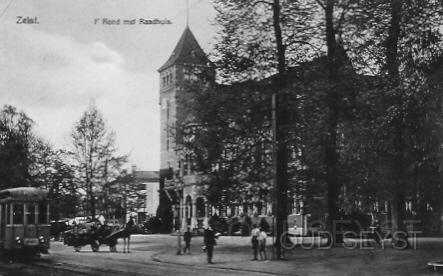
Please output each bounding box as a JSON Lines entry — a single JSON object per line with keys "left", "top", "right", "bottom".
{"left": 0, "top": 0, "right": 217, "bottom": 171}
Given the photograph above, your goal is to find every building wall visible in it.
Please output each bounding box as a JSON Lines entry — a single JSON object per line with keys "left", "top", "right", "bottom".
{"left": 144, "top": 181, "right": 160, "bottom": 216}
{"left": 160, "top": 65, "right": 178, "bottom": 171}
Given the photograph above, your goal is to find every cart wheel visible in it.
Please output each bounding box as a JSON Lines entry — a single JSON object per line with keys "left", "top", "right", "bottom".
{"left": 91, "top": 240, "right": 100, "bottom": 252}
{"left": 74, "top": 246, "right": 81, "bottom": 252}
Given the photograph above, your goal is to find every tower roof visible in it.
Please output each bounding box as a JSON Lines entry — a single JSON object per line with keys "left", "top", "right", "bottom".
{"left": 158, "top": 26, "right": 210, "bottom": 72}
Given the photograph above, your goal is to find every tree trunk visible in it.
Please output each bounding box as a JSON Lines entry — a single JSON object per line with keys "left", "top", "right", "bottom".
{"left": 271, "top": 0, "right": 289, "bottom": 259}
{"left": 386, "top": 0, "right": 402, "bottom": 83}
{"left": 324, "top": 0, "right": 341, "bottom": 245}
{"left": 386, "top": 0, "right": 405, "bottom": 234}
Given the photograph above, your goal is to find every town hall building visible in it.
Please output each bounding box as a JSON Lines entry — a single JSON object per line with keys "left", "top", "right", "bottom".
{"left": 157, "top": 26, "right": 305, "bottom": 232}
{"left": 158, "top": 26, "right": 214, "bottom": 230}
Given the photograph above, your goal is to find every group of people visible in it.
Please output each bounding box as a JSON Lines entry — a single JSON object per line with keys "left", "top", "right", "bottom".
{"left": 251, "top": 224, "right": 268, "bottom": 261}
{"left": 182, "top": 223, "right": 268, "bottom": 264}
{"left": 182, "top": 225, "right": 218, "bottom": 263}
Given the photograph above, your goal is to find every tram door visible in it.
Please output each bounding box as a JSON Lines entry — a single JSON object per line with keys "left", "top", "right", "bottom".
{"left": 0, "top": 204, "right": 6, "bottom": 245}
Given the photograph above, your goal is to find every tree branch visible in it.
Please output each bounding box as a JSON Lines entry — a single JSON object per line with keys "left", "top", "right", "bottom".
{"left": 335, "top": 1, "right": 352, "bottom": 32}
{"left": 285, "top": 40, "right": 324, "bottom": 53}
{"left": 252, "top": 0, "right": 274, "bottom": 7}
{"left": 314, "top": 0, "right": 326, "bottom": 10}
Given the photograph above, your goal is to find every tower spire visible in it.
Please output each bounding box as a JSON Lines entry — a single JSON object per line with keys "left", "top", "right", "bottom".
{"left": 186, "top": 0, "right": 189, "bottom": 27}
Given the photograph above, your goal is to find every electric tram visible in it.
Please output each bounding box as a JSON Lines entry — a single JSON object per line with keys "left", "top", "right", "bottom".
{"left": 0, "top": 187, "right": 50, "bottom": 258}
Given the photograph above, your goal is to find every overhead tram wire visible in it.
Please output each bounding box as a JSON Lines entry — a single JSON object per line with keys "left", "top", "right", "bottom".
{"left": 0, "top": 0, "right": 14, "bottom": 19}
{"left": 27, "top": 78, "right": 78, "bottom": 108}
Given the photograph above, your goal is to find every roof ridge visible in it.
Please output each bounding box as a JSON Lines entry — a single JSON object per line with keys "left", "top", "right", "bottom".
{"left": 158, "top": 27, "right": 210, "bottom": 72}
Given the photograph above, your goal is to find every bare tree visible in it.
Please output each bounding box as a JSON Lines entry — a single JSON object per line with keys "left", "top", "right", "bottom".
{"left": 71, "top": 103, "right": 127, "bottom": 217}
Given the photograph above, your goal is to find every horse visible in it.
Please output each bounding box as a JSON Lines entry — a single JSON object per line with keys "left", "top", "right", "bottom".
{"left": 107, "top": 219, "right": 136, "bottom": 253}
{"left": 111, "top": 227, "right": 132, "bottom": 253}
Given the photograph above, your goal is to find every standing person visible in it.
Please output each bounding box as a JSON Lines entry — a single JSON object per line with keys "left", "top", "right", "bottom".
{"left": 204, "top": 225, "right": 216, "bottom": 264}
{"left": 184, "top": 226, "right": 192, "bottom": 254}
{"left": 372, "top": 220, "right": 383, "bottom": 247}
{"left": 258, "top": 227, "right": 267, "bottom": 260}
{"left": 251, "top": 224, "right": 260, "bottom": 261}
{"left": 126, "top": 216, "right": 135, "bottom": 230}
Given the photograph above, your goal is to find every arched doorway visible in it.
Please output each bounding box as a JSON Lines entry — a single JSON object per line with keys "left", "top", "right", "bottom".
{"left": 196, "top": 197, "right": 206, "bottom": 229}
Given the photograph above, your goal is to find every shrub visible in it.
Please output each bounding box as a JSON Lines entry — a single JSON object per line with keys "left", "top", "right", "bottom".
{"left": 144, "top": 216, "right": 162, "bottom": 234}
{"left": 259, "top": 217, "right": 270, "bottom": 233}
{"left": 241, "top": 215, "right": 252, "bottom": 236}
{"left": 209, "top": 214, "right": 228, "bottom": 234}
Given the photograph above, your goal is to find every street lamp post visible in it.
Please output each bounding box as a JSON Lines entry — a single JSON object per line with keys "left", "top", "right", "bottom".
{"left": 175, "top": 186, "right": 183, "bottom": 255}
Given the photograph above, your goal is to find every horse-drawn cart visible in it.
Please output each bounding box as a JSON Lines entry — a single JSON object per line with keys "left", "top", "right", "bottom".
{"left": 63, "top": 222, "right": 125, "bottom": 252}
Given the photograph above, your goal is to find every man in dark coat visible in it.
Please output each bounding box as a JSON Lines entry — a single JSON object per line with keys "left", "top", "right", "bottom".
{"left": 126, "top": 216, "right": 135, "bottom": 230}
{"left": 204, "top": 225, "right": 216, "bottom": 264}
{"left": 183, "top": 226, "right": 192, "bottom": 254}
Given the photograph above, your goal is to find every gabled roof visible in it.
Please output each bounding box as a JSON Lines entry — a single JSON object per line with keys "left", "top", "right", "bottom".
{"left": 158, "top": 26, "right": 210, "bottom": 72}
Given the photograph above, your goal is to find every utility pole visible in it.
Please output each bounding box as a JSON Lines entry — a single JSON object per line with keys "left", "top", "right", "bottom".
{"left": 176, "top": 188, "right": 183, "bottom": 255}
{"left": 271, "top": 93, "right": 278, "bottom": 259}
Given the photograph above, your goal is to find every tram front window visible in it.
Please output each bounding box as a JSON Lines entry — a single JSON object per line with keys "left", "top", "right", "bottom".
{"left": 6, "top": 204, "right": 10, "bottom": 224}
{"left": 13, "top": 204, "right": 24, "bottom": 224}
{"left": 26, "top": 204, "right": 36, "bottom": 224}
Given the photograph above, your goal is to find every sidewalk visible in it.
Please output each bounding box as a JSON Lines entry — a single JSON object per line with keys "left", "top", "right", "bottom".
{"left": 151, "top": 236, "right": 443, "bottom": 275}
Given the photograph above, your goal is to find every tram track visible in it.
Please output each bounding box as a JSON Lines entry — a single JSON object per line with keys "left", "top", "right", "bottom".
{"left": 27, "top": 252, "right": 279, "bottom": 276}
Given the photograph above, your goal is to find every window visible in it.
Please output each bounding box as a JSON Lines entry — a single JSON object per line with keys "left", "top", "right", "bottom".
{"left": 13, "top": 204, "right": 24, "bottom": 224}
{"left": 39, "top": 203, "right": 48, "bottom": 224}
{"left": 6, "top": 204, "right": 10, "bottom": 224}
{"left": 166, "top": 126, "right": 170, "bottom": 151}
{"left": 166, "top": 100, "right": 170, "bottom": 151}
{"left": 26, "top": 204, "right": 36, "bottom": 224}
{"left": 1, "top": 204, "right": 4, "bottom": 225}
{"left": 137, "top": 183, "right": 146, "bottom": 190}
{"left": 162, "top": 73, "right": 174, "bottom": 87}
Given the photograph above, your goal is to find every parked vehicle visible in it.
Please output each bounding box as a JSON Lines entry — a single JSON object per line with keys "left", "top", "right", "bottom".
{"left": 0, "top": 187, "right": 50, "bottom": 260}
{"left": 63, "top": 222, "right": 126, "bottom": 252}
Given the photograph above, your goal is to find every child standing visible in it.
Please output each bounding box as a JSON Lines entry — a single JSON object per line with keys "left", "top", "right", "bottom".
{"left": 258, "top": 227, "right": 267, "bottom": 260}
{"left": 251, "top": 224, "right": 260, "bottom": 261}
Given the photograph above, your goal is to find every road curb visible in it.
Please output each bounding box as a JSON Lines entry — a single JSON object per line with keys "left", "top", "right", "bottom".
{"left": 150, "top": 252, "right": 294, "bottom": 275}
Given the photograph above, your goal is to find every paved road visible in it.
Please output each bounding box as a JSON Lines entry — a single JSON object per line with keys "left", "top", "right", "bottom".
{"left": 3, "top": 235, "right": 274, "bottom": 276}
{"left": 4, "top": 235, "right": 443, "bottom": 275}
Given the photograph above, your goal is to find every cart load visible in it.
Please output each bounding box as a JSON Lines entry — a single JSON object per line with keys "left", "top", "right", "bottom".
{"left": 63, "top": 221, "right": 122, "bottom": 252}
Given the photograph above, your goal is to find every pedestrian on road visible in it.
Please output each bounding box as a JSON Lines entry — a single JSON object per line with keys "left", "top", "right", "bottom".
{"left": 184, "top": 226, "right": 192, "bottom": 254}
{"left": 258, "top": 227, "right": 267, "bottom": 260}
{"left": 251, "top": 224, "right": 260, "bottom": 261}
{"left": 204, "top": 225, "right": 217, "bottom": 264}
{"left": 372, "top": 220, "right": 383, "bottom": 247}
